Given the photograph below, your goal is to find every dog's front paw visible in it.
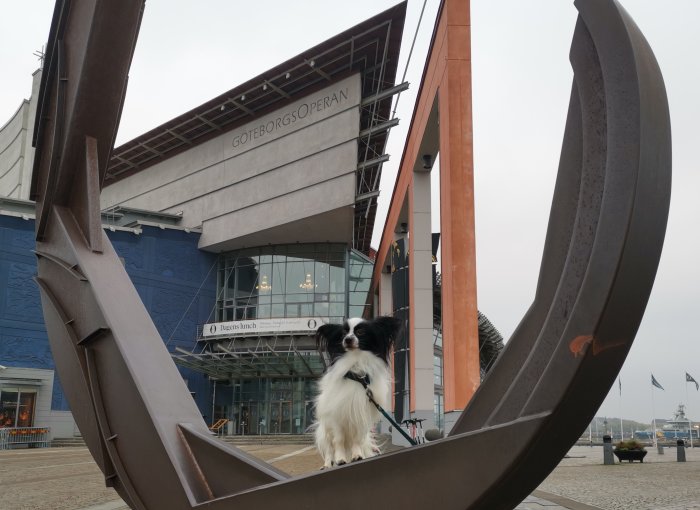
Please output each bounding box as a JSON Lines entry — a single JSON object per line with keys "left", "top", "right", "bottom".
{"left": 351, "top": 455, "right": 364, "bottom": 462}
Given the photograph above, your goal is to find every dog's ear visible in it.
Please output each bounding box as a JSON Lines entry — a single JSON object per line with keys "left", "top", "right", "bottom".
{"left": 372, "top": 316, "right": 401, "bottom": 342}
{"left": 316, "top": 323, "right": 345, "bottom": 361}
{"left": 372, "top": 316, "right": 402, "bottom": 359}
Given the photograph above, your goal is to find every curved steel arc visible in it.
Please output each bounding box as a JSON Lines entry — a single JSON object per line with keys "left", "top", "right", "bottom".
{"left": 450, "top": 0, "right": 671, "bottom": 507}
{"left": 30, "top": 1, "right": 670, "bottom": 509}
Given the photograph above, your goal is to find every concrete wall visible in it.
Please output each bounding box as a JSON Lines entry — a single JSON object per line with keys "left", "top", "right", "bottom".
{"left": 0, "top": 101, "right": 27, "bottom": 198}
{"left": 101, "top": 74, "right": 361, "bottom": 252}
{"left": 0, "top": 367, "right": 80, "bottom": 439}
{"left": 0, "top": 213, "right": 217, "bottom": 435}
{"left": 49, "top": 410, "right": 79, "bottom": 439}
{"left": 411, "top": 169, "right": 436, "bottom": 429}
{"left": 0, "top": 70, "right": 40, "bottom": 200}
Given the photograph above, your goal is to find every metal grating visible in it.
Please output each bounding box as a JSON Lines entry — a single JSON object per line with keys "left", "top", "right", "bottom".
{"left": 172, "top": 336, "right": 326, "bottom": 379}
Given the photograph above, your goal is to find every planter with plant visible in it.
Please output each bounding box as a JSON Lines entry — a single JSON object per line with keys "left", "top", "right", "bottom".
{"left": 613, "top": 439, "right": 647, "bottom": 463}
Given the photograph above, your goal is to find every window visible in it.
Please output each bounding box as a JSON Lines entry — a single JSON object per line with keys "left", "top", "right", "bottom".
{"left": 433, "top": 331, "right": 444, "bottom": 431}
{"left": 0, "top": 389, "right": 36, "bottom": 428}
{"left": 433, "top": 353, "right": 443, "bottom": 388}
{"left": 434, "top": 393, "right": 444, "bottom": 431}
{"left": 217, "top": 244, "right": 350, "bottom": 324}
{"left": 348, "top": 250, "right": 373, "bottom": 318}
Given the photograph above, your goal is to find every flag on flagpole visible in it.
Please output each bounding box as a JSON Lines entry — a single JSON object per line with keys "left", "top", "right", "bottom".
{"left": 687, "top": 372, "right": 699, "bottom": 391}
{"left": 651, "top": 374, "right": 665, "bottom": 390}
{"left": 619, "top": 376, "right": 622, "bottom": 396}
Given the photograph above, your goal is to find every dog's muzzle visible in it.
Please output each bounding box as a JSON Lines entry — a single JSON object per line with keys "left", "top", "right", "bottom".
{"left": 342, "top": 336, "right": 358, "bottom": 350}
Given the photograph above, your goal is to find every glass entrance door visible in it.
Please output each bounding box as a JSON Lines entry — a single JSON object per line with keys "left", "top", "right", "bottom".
{"left": 305, "top": 400, "right": 315, "bottom": 430}
{"left": 238, "top": 403, "right": 260, "bottom": 435}
{"left": 270, "top": 401, "right": 292, "bottom": 434}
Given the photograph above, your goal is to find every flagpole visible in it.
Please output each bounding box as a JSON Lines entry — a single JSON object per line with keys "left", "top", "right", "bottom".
{"left": 594, "top": 418, "right": 599, "bottom": 441}
{"left": 651, "top": 381, "right": 657, "bottom": 447}
{"left": 618, "top": 377, "right": 624, "bottom": 441}
{"left": 619, "top": 415, "right": 624, "bottom": 441}
{"left": 687, "top": 379, "right": 694, "bottom": 448}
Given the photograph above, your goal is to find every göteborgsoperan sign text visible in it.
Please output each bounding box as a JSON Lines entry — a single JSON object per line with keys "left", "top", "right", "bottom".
{"left": 231, "top": 86, "right": 349, "bottom": 149}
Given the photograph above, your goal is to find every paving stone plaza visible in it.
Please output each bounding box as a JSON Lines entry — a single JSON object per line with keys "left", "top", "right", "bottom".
{"left": 1, "top": 443, "right": 698, "bottom": 510}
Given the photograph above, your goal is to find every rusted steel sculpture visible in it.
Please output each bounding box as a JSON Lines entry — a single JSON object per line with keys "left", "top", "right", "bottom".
{"left": 31, "top": 0, "right": 670, "bottom": 509}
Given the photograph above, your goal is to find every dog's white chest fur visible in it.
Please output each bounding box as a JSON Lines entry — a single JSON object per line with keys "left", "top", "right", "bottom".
{"left": 313, "top": 350, "right": 390, "bottom": 467}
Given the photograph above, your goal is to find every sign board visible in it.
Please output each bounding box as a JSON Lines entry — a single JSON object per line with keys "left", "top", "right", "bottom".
{"left": 203, "top": 317, "right": 326, "bottom": 338}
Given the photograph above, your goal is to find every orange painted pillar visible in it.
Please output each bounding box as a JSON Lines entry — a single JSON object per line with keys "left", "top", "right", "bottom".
{"left": 439, "top": 0, "right": 480, "bottom": 414}
{"left": 368, "top": 0, "right": 479, "bottom": 425}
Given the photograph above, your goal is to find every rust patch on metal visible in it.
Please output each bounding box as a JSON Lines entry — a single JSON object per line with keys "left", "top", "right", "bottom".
{"left": 569, "top": 334, "right": 594, "bottom": 357}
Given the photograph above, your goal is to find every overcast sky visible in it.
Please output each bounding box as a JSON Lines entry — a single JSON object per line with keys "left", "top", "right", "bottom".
{"left": 1, "top": 1, "right": 698, "bottom": 426}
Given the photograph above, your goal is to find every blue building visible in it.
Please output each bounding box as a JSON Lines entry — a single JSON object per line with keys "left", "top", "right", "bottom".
{"left": 0, "top": 200, "right": 216, "bottom": 437}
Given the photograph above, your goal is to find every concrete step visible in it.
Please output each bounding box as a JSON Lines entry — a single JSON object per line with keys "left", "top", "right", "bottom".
{"left": 49, "top": 434, "right": 316, "bottom": 448}
{"left": 51, "top": 437, "right": 87, "bottom": 447}
{"left": 219, "top": 434, "right": 314, "bottom": 446}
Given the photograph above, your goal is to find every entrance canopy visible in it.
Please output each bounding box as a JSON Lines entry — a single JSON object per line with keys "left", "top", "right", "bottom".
{"left": 172, "top": 333, "right": 326, "bottom": 380}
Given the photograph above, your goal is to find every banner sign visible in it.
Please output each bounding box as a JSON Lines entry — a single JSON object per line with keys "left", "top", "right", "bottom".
{"left": 203, "top": 317, "right": 326, "bottom": 338}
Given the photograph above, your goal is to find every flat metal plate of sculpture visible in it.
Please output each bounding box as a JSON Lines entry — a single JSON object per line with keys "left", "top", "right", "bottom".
{"left": 30, "top": 0, "right": 671, "bottom": 508}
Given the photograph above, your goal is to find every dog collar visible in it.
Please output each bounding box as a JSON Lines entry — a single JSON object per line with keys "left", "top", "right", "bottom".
{"left": 344, "top": 371, "right": 371, "bottom": 388}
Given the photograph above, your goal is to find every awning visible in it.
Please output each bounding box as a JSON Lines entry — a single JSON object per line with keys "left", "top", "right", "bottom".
{"left": 172, "top": 334, "right": 327, "bottom": 380}
{"left": 0, "top": 378, "right": 44, "bottom": 387}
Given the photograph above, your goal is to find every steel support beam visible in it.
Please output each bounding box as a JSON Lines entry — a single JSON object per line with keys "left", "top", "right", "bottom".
{"left": 360, "top": 81, "right": 409, "bottom": 106}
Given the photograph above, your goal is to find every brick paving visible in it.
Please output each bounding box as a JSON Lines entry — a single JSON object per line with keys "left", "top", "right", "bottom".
{"left": 1, "top": 442, "right": 698, "bottom": 509}
{"left": 536, "top": 445, "right": 700, "bottom": 510}
{"left": 0, "top": 448, "right": 120, "bottom": 510}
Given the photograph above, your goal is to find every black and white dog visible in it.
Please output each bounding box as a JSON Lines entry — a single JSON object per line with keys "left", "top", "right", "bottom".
{"left": 313, "top": 316, "right": 400, "bottom": 468}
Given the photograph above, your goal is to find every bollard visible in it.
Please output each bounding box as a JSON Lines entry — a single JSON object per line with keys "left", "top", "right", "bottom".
{"left": 657, "top": 442, "right": 664, "bottom": 454}
{"left": 603, "top": 435, "right": 615, "bottom": 465}
{"left": 677, "top": 439, "right": 686, "bottom": 462}
{"left": 424, "top": 429, "right": 444, "bottom": 442}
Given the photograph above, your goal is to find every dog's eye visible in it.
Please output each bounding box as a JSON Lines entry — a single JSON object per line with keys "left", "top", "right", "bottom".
{"left": 354, "top": 328, "right": 365, "bottom": 336}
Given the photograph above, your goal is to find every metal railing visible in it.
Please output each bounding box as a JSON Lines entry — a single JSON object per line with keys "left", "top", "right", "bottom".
{"left": 0, "top": 427, "right": 51, "bottom": 450}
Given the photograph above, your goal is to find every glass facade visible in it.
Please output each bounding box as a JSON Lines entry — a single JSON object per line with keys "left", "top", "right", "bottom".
{"left": 217, "top": 243, "right": 348, "bottom": 324}
{"left": 433, "top": 327, "right": 444, "bottom": 431}
{"left": 213, "top": 378, "right": 317, "bottom": 435}
{"left": 391, "top": 238, "right": 410, "bottom": 424}
{"left": 348, "top": 250, "right": 374, "bottom": 318}
{"left": 208, "top": 243, "right": 375, "bottom": 434}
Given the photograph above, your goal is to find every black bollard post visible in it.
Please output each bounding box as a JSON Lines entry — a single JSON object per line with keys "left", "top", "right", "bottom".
{"left": 657, "top": 442, "right": 664, "bottom": 454}
{"left": 677, "top": 439, "right": 686, "bottom": 462}
{"left": 603, "top": 435, "right": 615, "bottom": 465}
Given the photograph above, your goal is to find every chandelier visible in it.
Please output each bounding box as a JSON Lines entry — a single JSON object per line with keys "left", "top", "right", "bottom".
{"left": 256, "top": 275, "right": 272, "bottom": 292}
{"left": 299, "top": 273, "right": 317, "bottom": 290}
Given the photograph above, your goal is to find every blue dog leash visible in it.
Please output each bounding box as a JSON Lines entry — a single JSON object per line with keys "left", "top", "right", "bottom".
{"left": 344, "top": 371, "right": 417, "bottom": 446}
